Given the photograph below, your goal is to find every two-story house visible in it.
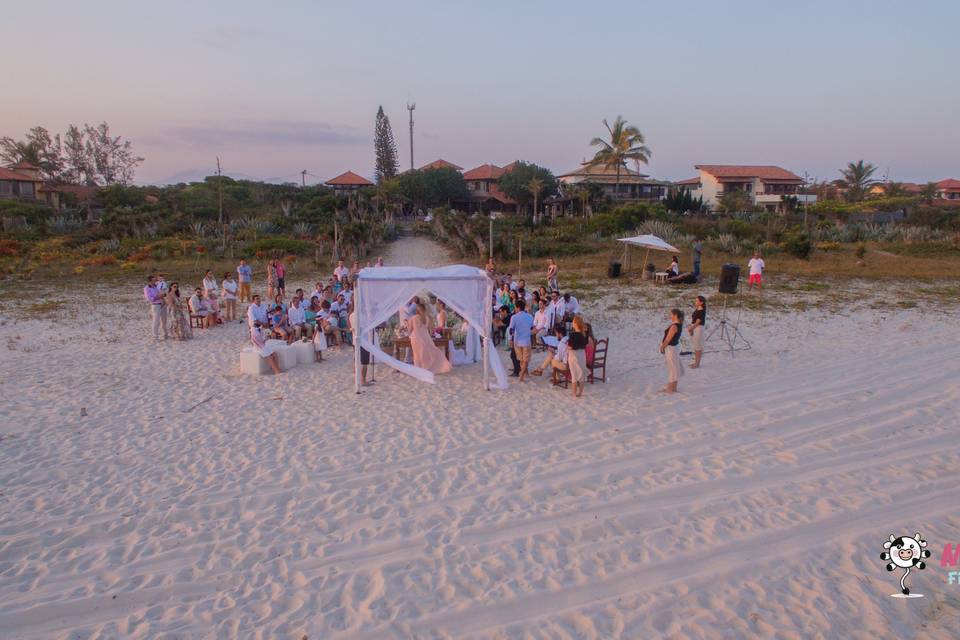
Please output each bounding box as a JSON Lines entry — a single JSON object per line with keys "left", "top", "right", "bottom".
{"left": 558, "top": 162, "right": 669, "bottom": 202}
{"left": 0, "top": 162, "right": 44, "bottom": 202}
{"left": 461, "top": 163, "right": 518, "bottom": 214}
{"left": 678, "top": 165, "right": 816, "bottom": 212}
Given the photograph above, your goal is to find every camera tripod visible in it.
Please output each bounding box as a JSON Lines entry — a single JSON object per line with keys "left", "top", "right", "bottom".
{"left": 705, "top": 293, "right": 751, "bottom": 356}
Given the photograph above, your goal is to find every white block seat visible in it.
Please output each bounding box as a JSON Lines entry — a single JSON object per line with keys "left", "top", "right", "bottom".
{"left": 240, "top": 348, "right": 272, "bottom": 375}
{"left": 275, "top": 343, "right": 297, "bottom": 371}
{"left": 293, "top": 341, "right": 315, "bottom": 365}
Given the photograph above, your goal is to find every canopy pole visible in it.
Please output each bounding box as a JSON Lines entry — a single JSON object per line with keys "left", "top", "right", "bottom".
{"left": 483, "top": 280, "right": 491, "bottom": 391}
{"left": 354, "top": 282, "right": 362, "bottom": 394}
{"left": 643, "top": 248, "right": 650, "bottom": 278}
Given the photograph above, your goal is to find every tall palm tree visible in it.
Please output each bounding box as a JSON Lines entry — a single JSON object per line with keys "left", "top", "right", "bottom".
{"left": 840, "top": 160, "right": 878, "bottom": 202}
{"left": 527, "top": 177, "right": 544, "bottom": 222}
{"left": 588, "top": 116, "right": 651, "bottom": 196}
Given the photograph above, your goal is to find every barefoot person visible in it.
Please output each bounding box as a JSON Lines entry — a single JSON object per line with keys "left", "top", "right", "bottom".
{"left": 688, "top": 296, "right": 706, "bottom": 368}
{"left": 660, "top": 309, "right": 684, "bottom": 393}
{"left": 748, "top": 251, "right": 764, "bottom": 291}
{"left": 166, "top": 282, "right": 192, "bottom": 340}
{"left": 237, "top": 259, "right": 253, "bottom": 302}
{"left": 143, "top": 274, "right": 167, "bottom": 341}
{"left": 546, "top": 257, "right": 558, "bottom": 291}
{"left": 221, "top": 272, "right": 238, "bottom": 322}
{"left": 567, "top": 315, "right": 588, "bottom": 397}
{"left": 249, "top": 321, "right": 283, "bottom": 375}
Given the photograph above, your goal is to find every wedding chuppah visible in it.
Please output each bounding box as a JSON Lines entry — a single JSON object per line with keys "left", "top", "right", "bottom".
{"left": 352, "top": 264, "right": 510, "bottom": 393}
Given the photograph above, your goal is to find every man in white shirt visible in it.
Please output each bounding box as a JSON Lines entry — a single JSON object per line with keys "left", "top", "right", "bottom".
{"left": 189, "top": 288, "right": 211, "bottom": 329}
{"left": 533, "top": 300, "right": 550, "bottom": 346}
{"left": 330, "top": 293, "right": 349, "bottom": 322}
{"left": 333, "top": 259, "right": 350, "bottom": 283}
{"left": 747, "top": 252, "right": 765, "bottom": 290}
{"left": 549, "top": 291, "right": 565, "bottom": 327}
{"left": 287, "top": 298, "right": 310, "bottom": 339}
{"left": 563, "top": 293, "right": 580, "bottom": 319}
{"left": 246, "top": 294, "right": 268, "bottom": 328}
{"left": 311, "top": 282, "right": 325, "bottom": 303}
{"left": 340, "top": 282, "right": 353, "bottom": 305}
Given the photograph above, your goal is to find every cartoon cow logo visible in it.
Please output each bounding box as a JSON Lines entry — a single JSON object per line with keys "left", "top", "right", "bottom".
{"left": 880, "top": 532, "right": 931, "bottom": 597}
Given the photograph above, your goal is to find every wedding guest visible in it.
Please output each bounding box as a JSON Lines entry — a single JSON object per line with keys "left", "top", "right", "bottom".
{"left": 375, "top": 256, "right": 384, "bottom": 267}
{"left": 567, "top": 315, "right": 588, "bottom": 398}
{"left": 165, "top": 282, "right": 192, "bottom": 340}
{"left": 333, "top": 259, "right": 350, "bottom": 282}
{"left": 692, "top": 238, "right": 703, "bottom": 279}
{"left": 274, "top": 259, "right": 287, "bottom": 298}
{"left": 202, "top": 270, "right": 218, "bottom": 298}
{"left": 507, "top": 299, "right": 534, "bottom": 381}
{"left": 221, "top": 271, "right": 238, "bottom": 322}
{"left": 668, "top": 256, "right": 680, "bottom": 277}
{"left": 350, "top": 261, "right": 361, "bottom": 282}
{"left": 204, "top": 290, "right": 222, "bottom": 325}
{"left": 532, "top": 325, "right": 567, "bottom": 378}
{"left": 549, "top": 290, "right": 565, "bottom": 328}
{"left": 156, "top": 274, "right": 169, "bottom": 295}
{"left": 246, "top": 294, "right": 268, "bottom": 327}
{"left": 688, "top": 295, "right": 706, "bottom": 368}
{"left": 435, "top": 300, "right": 448, "bottom": 337}
{"left": 748, "top": 251, "right": 765, "bottom": 290}
{"left": 563, "top": 292, "right": 580, "bottom": 320}
{"left": 250, "top": 321, "right": 283, "bottom": 375}
{"left": 237, "top": 258, "right": 253, "bottom": 302}
{"left": 349, "top": 310, "right": 371, "bottom": 385}
{"left": 533, "top": 299, "right": 550, "bottom": 346}
{"left": 269, "top": 304, "right": 291, "bottom": 343}
{"left": 659, "top": 308, "right": 684, "bottom": 393}
{"left": 188, "top": 287, "right": 210, "bottom": 329}
{"left": 266, "top": 260, "right": 278, "bottom": 299}
{"left": 143, "top": 274, "right": 167, "bottom": 341}
{"left": 287, "top": 297, "right": 310, "bottom": 340}
{"left": 318, "top": 300, "right": 340, "bottom": 346}
{"left": 546, "top": 257, "right": 559, "bottom": 291}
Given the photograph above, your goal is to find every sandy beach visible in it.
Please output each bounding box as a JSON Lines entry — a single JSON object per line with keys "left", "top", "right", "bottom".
{"left": 1, "top": 236, "right": 958, "bottom": 639}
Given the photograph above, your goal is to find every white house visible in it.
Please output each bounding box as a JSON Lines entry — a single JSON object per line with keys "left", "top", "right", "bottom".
{"left": 677, "top": 165, "right": 816, "bottom": 211}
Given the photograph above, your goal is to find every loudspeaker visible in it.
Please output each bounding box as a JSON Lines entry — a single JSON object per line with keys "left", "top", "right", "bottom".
{"left": 719, "top": 263, "right": 740, "bottom": 294}
{"left": 608, "top": 261, "right": 621, "bottom": 278}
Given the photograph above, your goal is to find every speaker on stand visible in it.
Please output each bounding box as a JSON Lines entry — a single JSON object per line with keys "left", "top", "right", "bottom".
{"left": 706, "top": 263, "right": 751, "bottom": 355}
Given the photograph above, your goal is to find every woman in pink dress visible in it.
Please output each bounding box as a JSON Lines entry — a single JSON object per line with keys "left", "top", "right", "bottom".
{"left": 407, "top": 302, "right": 452, "bottom": 374}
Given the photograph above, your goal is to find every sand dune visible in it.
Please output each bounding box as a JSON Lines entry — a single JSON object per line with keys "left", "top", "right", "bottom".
{"left": 0, "top": 238, "right": 957, "bottom": 639}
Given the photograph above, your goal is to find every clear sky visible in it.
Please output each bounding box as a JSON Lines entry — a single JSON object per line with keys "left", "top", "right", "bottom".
{"left": 3, "top": 0, "right": 957, "bottom": 185}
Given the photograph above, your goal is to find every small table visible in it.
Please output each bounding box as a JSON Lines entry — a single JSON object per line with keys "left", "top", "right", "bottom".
{"left": 655, "top": 271, "right": 669, "bottom": 283}
{"left": 393, "top": 336, "right": 450, "bottom": 362}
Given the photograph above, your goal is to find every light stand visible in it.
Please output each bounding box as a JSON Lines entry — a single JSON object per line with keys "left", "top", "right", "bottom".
{"left": 705, "top": 292, "right": 751, "bottom": 356}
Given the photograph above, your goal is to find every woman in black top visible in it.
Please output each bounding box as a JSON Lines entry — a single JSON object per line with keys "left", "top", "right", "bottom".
{"left": 659, "top": 308, "right": 684, "bottom": 393}
{"left": 688, "top": 295, "right": 706, "bottom": 369}
{"left": 567, "top": 315, "right": 589, "bottom": 397}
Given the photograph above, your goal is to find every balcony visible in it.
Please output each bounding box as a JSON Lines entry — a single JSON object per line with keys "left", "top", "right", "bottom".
{"left": 754, "top": 193, "right": 817, "bottom": 205}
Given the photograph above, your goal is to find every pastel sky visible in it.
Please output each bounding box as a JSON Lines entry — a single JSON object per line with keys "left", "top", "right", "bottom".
{"left": 3, "top": 0, "right": 957, "bottom": 185}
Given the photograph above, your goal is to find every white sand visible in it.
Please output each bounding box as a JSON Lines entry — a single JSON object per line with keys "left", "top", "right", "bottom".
{"left": 1, "top": 237, "right": 958, "bottom": 639}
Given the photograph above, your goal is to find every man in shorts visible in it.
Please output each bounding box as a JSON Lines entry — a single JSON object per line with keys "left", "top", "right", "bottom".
{"left": 747, "top": 251, "right": 765, "bottom": 290}
{"left": 237, "top": 259, "right": 253, "bottom": 302}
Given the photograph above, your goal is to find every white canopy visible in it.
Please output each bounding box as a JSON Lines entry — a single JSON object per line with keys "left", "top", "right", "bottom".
{"left": 353, "top": 264, "right": 509, "bottom": 393}
{"left": 617, "top": 234, "right": 680, "bottom": 253}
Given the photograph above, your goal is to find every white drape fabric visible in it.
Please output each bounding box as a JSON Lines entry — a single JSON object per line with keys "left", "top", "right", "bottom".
{"left": 355, "top": 265, "right": 508, "bottom": 389}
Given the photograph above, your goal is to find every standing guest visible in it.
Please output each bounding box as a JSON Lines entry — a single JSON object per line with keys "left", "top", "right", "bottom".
{"left": 287, "top": 297, "right": 310, "bottom": 340}
{"left": 668, "top": 256, "right": 680, "bottom": 277}
{"left": 312, "top": 310, "right": 327, "bottom": 361}
{"left": 311, "top": 281, "right": 325, "bottom": 303}
{"left": 143, "top": 275, "right": 168, "bottom": 341}
{"left": 688, "top": 295, "right": 707, "bottom": 368}
{"left": 221, "top": 271, "right": 238, "bottom": 322}
{"left": 498, "top": 283, "right": 511, "bottom": 309}
{"left": 348, "top": 310, "right": 371, "bottom": 385}
{"left": 202, "top": 270, "right": 218, "bottom": 298}
{"left": 546, "top": 257, "right": 559, "bottom": 291}
{"left": 486, "top": 257, "right": 496, "bottom": 277}
{"left": 507, "top": 299, "right": 534, "bottom": 381}
{"left": 435, "top": 300, "right": 448, "bottom": 337}
{"left": 350, "top": 261, "right": 361, "bottom": 282}
{"left": 508, "top": 289, "right": 519, "bottom": 313}
{"left": 266, "top": 260, "right": 278, "bottom": 300}
{"left": 237, "top": 259, "right": 253, "bottom": 302}
{"left": 156, "top": 274, "right": 169, "bottom": 296}
{"left": 165, "top": 282, "right": 192, "bottom": 340}
{"left": 692, "top": 238, "right": 703, "bottom": 279}
{"left": 246, "top": 294, "right": 268, "bottom": 327}
{"left": 659, "top": 308, "right": 684, "bottom": 394}
{"left": 492, "top": 305, "right": 511, "bottom": 347}
{"left": 249, "top": 321, "right": 283, "bottom": 375}
{"left": 333, "top": 259, "right": 350, "bottom": 283}
{"left": 375, "top": 256, "right": 384, "bottom": 267}
{"left": 567, "top": 315, "right": 588, "bottom": 398}
{"left": 549, "top": 291, "right": 565, "bottom": 328}
{"left": 275, "top": 259, "right": 287, "bottom": 298}
{"left": 188, "top": 287, "right": 210, "bottom": 329}
{"left": 748, "top": 251, "right": 765, "bottom": 290}
{"left": 340, "top": 281, "right": 353, "bottom": 306}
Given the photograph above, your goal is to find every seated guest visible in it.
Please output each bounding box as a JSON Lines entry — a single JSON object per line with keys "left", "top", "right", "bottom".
{"left": 273, "top": 293, "right": 287, "bottom": 314}
{"left": 563, "top": 292, "right": 580, "bottom": 320}
{"left": 533, "top": 300, "right": 550, "bottom": 346}
{"left": 340, "top": 281, "right": 353, "bottom": 305}
{"left": 549, "top": 291, "right": 565, "bottom": 327}
{"left": 269, "top": 304, "right": 291, "bottom": 343}
{"left": 287, "top": 298, "right": 311, "bottom": 339}
{"left": 311, "top": 282, "right": 325, "bottom": 303}
{"left": 531, "top": 325, "right": 568, "bottom": 377}
{"left": 188, "top": 287, "right": 211, "bottom": 328}
{"left": 246, "top": 294, "right": 268, "bottom": 327}
{"left": 305, "top": 297, "right": 320, "bottom": 328}
{"left": 669, "top": 255, "right": 680, "bottom": 276}
{"left": 318, "top": 300, "right": 340, "bottom": 346}
{"left": 249, "top": 321, "right": 283, "bottom": 375}
{"left": 205, "top": 291, "right": 222, "bottom": 325}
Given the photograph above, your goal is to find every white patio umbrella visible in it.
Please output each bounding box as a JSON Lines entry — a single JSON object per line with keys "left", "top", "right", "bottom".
{"left": 617, "top": 234, "right": 680, "bottom": 273}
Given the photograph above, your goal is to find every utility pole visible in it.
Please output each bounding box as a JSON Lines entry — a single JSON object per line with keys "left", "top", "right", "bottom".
{"left": 406, "top": 102, "right": 416, "bottom": 171}
{"left": 216, "top": 157, "right": 223, "bottom": 225}
{"left": 301, "top": 169, "right": 307, "bottom": 188}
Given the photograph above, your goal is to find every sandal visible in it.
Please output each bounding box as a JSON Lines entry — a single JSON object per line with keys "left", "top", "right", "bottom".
{"left": 531, "top": 369, "right": 543, "bottom": 376}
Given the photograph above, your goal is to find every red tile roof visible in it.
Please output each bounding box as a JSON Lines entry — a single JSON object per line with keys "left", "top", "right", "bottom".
{"left": 325, "top": 171, "right": 373, "bottom": 186}
{"left": 10, "top": 161, "right": 39, "bottom": 171}
{"left": 696, "top": 165, "right": 802, "bottom": 182}
{"left": 419, "top": 159, "right": 463, "bottom": 171}
{"left": 463, "top": 164, "right": 505, "bottom": 180}
{"left": 675, "top": 177, "right": 700, "bottom": 186}
{"left": 936, "top": 178, "right": 960, "bottom": 191}
{"left": 0, "top": 167, "right": 38, "bottom": 182}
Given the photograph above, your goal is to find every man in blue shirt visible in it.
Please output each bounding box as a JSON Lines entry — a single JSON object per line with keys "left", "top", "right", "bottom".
{"left": 507, "top": 299, "right": 535, "bottom": 381}
{"left": 237, "top": 259, "right": 253, "bottom": 302}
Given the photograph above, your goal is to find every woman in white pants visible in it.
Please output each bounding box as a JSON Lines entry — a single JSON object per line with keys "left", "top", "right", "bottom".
{"left": 688, "top": 295, "right": 706, "bottom": 369}
{"left": 660, "top": 308, "right": 684, "bottom": 394}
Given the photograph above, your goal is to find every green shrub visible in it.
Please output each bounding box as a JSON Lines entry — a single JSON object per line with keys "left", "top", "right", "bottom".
{"left": 246, "top": 236, "right": 314, "bottom": 256}
{"left": 781, "top": 232, "right": 812, "bottom": 259}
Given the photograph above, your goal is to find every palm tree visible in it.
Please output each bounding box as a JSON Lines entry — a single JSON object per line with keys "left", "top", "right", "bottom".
{"left": 840, "top": 160, "right": 878, "bottom": 202}
{"left": 527, "top": 177, "right": 544, "bottom": 223}
{"left": 588, "top": 116, "right": 651, "bottom": 196}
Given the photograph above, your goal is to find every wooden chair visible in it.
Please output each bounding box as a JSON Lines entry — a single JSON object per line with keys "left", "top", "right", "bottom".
{"left": 551, "top": 366, "right": 571, "bottom": 389}
{"left": 588, "top": 338, "right": 608, "bottom": 383}
{"left": 190, "top": 313, "right": 205, "bottom": 329}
